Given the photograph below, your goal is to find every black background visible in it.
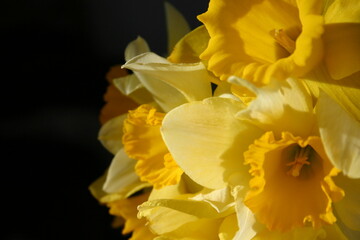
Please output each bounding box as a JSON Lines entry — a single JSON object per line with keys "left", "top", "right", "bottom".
{"left": 1, "top": 1, "right": 208, "bottom": 239}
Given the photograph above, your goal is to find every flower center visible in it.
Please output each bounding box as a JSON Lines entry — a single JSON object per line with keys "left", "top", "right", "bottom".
{"left": 286, "top": 146, "right": 311, "bottom": 177}
{"left": 272, "top": 29, "right": 296, "bottom": 54}
{"left": 244, "top": 131, "right": 344, "bottom": 232}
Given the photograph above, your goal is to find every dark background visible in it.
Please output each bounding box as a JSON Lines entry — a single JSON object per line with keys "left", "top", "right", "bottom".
{"left": 1, "top": 1, "right": 208, "bottom": 239}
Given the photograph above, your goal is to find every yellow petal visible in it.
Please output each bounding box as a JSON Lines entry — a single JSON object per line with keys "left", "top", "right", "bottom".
{"left": 103, "top": 149, "right": 150, "bottom": 196}
{"left": 164, "top": 1, "right": 190, "bottom": 55}
{"left": 113, "top": 74, "right": 155, "bottom": 105}
{"left": 139, "top": 195, "right": 233, "bottom": 220}
{"left": 123, "top": 105, "right": 183, "bottom": 189}
{"left": 231, "top": 77, "right": 314, "bottom": 138}
{"left": 124, "top": 36, "right": 150, "bottom": 62}
{"left": 324, "top": 0, "right": 360, "bottom": 24}
{"left": 159, "top": 218, "right": 223, "bottom": 240}
{"left": 138, "top": 184, "right": 232, "bottom": 239}
{"left": 190, "top": 187, "right": 236, "bottom": 214}
{"left": 167, "top": 25, "right": 210, "bottom": 63}
{"left": 232, "top": 185, "right": 259, "bottom": 240}
{"left": 123, "top": 52, "right": 213, "bottom": 112}
{"left": 88, "top": 171, "right": 108, "bottom": 202}
{"left": 334, "top": 173, "right": 360, "bottom": 231}
{"left": 100, "top": 66, "right": 137, "bottom": 125}
{"left": 219, "top": 214, "right": 238, "bottom": 240}
{"left": 139, "top": 198, "right": 199, "bottom": 235}
{"left": 161, "top": 97, "right": 263, "bottom": 189}
{"left": 316, "top": 92, "right": 360, "bottom": 178}
{"left": 98, "top": 114, "right": 127, "bottom": 154}
{"left": 324, "top": 23, "right": 360, "bottom": 80}
{"left": 304, "top": 68, "right": 360, "bottom": 121}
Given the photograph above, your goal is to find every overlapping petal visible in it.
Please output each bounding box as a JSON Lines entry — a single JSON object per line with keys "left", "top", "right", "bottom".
{"left": 231, "top": 77, "right": 314, "bottom": 138}
{"left": 333, "top": 173, "right": 360, "bottom": 232}
{"left": 161, "top": 97, "right": 263, "bottom": 189}
{"left": 316, "top": 92, "right": 360, "bottom": 178}
{"left": 98, "top": 114, "right": 127, "bottom": 154}
{"left": 122, "top": 52, "right": 213, "bottom": 112}
{"left": 138, "top": 183, "right": 236, "bottom": 239}
{"left": 103, "top": 149, "right": 150, "bottom": 196}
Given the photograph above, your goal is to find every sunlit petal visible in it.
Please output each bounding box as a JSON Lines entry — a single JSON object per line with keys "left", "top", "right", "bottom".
{"left": 231, "top": 77, "right": 314, "bottom": 138}
{"left": 316, "top": 92, "right": 360, "bottom": 178}
{"left": 161, "top": 97, "right": 263, "bottom": 189}
{"left": 232, "top": 185, "right": 259, "bottom": 240}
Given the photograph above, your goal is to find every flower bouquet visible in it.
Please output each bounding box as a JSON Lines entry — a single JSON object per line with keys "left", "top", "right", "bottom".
{"left": 90, "top": 1, "right": 360, "bottom": 239}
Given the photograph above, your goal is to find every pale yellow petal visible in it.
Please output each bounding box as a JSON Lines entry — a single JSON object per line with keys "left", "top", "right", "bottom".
{"left": 123, "top": 52, "right": 213, "bottom": 112}
{"left": 89, "top": 171, "right": 108, "bottom": 202}
{"left": 231, "top": 77, "right": 314, "bottom": 138}
{"left": 161, "top": 97, "right": 263, "bottom": 189}
{"left": 164, "top": 1, "right": 190, "bottom": 55}
{"left": 139, "top": 202, "right": 199, "bottom": 235}
{"left": 103, "top": 149, "right": 149, "bottom": 195}
{"left": 190, "top": 187, "right": 235, "bottom": 214}
{"left": 323, "top": 23, "right": 360, "bottom": 80}
{"left": 316, "top": 92, "right": 360, "bottom": 178}
{"left": 124, "top": 36, "right": 150, "bottom": 62}
{"left": 158, "top": 218, "right": 223, "bottom": 240}
{"left": 334, "top": 173, "right": 360, "bottom": 231}
{"left": 139, "top": 197, "right": 233, "bottom": 220}
{"left": 139, "top": 185, "right": 226, "bottom": 239}
{"left": 113, "top": 74, "right": 155, "bottom": 105}
{"left": 219, "top": 214, "right": 238, "bottom": 240}
{"left": 98, "top": 114, "right": 126, "bottom": 154}
{"left": 232, "top": 185, "right": 260, "bottom": 240}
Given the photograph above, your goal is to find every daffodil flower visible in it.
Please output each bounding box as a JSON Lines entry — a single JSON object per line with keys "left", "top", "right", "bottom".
{"left": 161, "top": 77, "right": 360, "bottom": 239}
{"left": 91, "top": 32, "right": 215, "bottom": 237}
{"left": 198, "top": 0, "right": 360, "bottom": 119}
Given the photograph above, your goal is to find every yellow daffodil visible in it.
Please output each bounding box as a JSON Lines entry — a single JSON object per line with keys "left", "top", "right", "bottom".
{"left": 91, "top": 32, "right": 217, "bottom": 238}
{"left": 198, "top": 0, "right": 324, "bottom": 84}
{"left": 199, "top": 0, "right": 359, "bottom": 84}
{"left": 199, "top": 0, "right": 360, "bottom": 120}
{"left": 161, "top": 77, "right": 360, "bottom": 239}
